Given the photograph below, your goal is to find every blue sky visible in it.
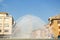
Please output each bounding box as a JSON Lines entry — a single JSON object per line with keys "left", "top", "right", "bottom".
{"left": 0, "top": 0, "right": 60, "bottom": 22}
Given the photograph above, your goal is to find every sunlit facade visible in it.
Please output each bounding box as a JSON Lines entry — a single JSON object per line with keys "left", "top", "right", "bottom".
{"left": 0, "top": 12, "right": 14, "bottom": 36}
{"left": 48, "top": 15, "right": 60, "bottom": 38}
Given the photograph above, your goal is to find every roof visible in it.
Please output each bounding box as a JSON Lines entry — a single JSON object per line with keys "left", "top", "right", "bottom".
{"left": 48, "top": 14, "right": 60, "bottom": 21}
{"left": 0, "top": 12, "right": 8, "bottom": 15}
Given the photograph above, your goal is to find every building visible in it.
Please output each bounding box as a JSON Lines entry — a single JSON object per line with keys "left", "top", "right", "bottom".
{"left": 48, "top": 15, "right": 60, "bottom": 38}
{"left": 31, "top": 27, "right": 52, "bottom": 39}
{"left": 0, "top": 12, "right": 14, "bottom": 37}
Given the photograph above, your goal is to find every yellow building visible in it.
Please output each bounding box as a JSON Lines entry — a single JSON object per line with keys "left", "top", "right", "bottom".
{"left": 0, "top": 12, "right": 14, "bottom": 36}
{"left": 48, "top": 15, "right": 60, "bottom": 38}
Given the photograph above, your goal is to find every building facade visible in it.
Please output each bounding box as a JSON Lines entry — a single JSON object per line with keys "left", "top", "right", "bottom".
{"left": 48, "top": 15, "right": 60, "bottom": 38}
{"left": 0, "top": 12, "right": 14, "bottom": 37}
{"left": 32, "top": 28, "right": 52, "bottom": 39}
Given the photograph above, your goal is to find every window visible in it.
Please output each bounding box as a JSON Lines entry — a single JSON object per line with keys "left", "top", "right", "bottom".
{"left": 58, "top": 20, "right": 60, "bottom": 24}
{"left": 0, "top": 23, "right": 2, "bottom": 27}
{"left": 5, "top": 17, "right": 9, "bottom": 19}
{"left": 0, "top": 30, "right": 1, "bottom": 32}
{"left": 59, "top": 31, "right": 60, "bottom": 34}
{"left": 4, "top": 17, "right": 9, "bottom": 21}
{"left": 59, "top": 27, "right": 60, "bottom": 29}
{"left": 0, "top": 17, "right": 2, "bottom": 21}
{"left": 0, "top": 17, "right": 2, "bottom": 19}
{"left": 4, "top": 30, "right": 9, "bottom": 32}
{"left": 4, "top": 23, "right": 9, "bottom": 27}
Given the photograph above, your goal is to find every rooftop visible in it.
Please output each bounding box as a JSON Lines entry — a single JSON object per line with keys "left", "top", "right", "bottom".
{"left": 0, "top": 12, "right": 8, "bottom": 15}
{"left": 48, "top": 14, "right": 60, "bottom": 21}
